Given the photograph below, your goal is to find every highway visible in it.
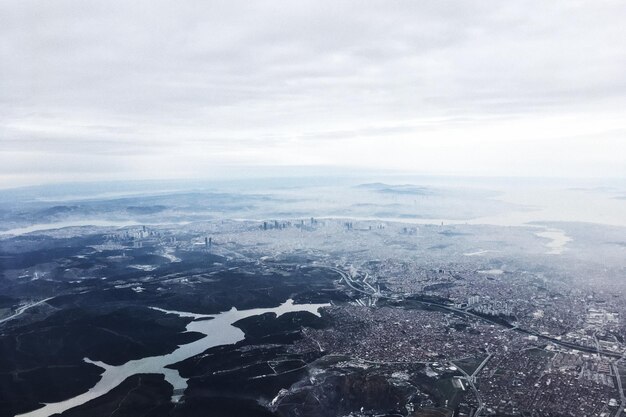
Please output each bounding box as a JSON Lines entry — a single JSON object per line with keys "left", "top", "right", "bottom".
{"left": 0, "top": 297, "right": 53, "bottom": 324}
{"left": 613, "top": 360, "right": 626, "bottom": 417}
{"left": 471, "top": 353, "right": 493, "bottom": 383}
{"left": 451, "top": 359, "right": 485, "bottom": 416}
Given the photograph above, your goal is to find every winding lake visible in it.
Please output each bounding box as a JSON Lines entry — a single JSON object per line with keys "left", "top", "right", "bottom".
{"left": 17, "top": 299, "right": 329, "bottom": 417}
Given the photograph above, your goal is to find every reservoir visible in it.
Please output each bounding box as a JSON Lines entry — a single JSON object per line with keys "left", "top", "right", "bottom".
{"left": 17, "top": 299, "right": 330, "bottom": 417}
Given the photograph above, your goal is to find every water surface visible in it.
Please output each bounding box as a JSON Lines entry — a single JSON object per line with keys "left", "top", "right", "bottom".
{"left": 17, "top": 299, "right": 329, "bottom": 417}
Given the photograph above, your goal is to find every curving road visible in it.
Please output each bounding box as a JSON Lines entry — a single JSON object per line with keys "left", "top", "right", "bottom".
{"left": 0, "top": 297, "right": 53, "bottom": 325}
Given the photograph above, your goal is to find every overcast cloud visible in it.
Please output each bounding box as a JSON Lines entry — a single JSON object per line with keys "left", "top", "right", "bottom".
{"left": 1, "top": 0, "right": 625, "bottom": 186}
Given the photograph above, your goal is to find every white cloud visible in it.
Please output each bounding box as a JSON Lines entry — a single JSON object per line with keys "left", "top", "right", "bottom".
{"left": 1, "top": 0, "right": 625, "bottom": 187}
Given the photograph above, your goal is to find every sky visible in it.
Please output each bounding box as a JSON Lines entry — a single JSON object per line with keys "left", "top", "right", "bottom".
{"left": 1, "top": 0, "right": 626, "bottom": 187}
